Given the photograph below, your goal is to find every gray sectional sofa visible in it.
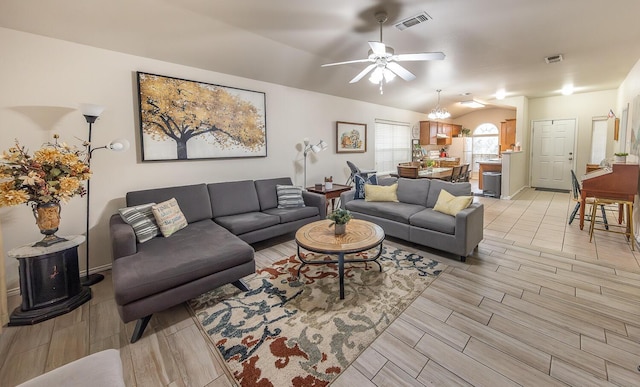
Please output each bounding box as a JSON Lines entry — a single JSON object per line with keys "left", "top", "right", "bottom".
{"left": 109, "top": 177, "right": 325, "bottom": 342}
{"left": 341, "top": 177, "right": 483, "bottom": 261}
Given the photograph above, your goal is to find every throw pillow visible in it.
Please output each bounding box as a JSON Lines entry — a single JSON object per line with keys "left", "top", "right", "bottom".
{"left": 365, "top": 183, "right": 399, "bottom": 202}
{"left": 276, "top": 185, "right": 306, "bottom": 208}
{"left": 118, "top": 203, "right": 159, "bottom": 243}
{"left": 354, "top": 173, "right": 378, "bottom": 199}
{"left": 433, "top": 189, "right": 473, "bottom": 216}
{"left": 152, "top": 198, "right": 188, "bottom": 237}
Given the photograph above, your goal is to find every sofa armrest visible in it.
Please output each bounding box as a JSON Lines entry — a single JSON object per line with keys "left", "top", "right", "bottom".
{"left": 109, "top": 214, "right": 138, "bottom": 259}
{"left": 340, "top": 190, "right": 356, "bottom": 209}
{"left": 302, "top": 191, "right": 327, "bottom": 219}
{"left": 454, "top": 203, "right": 484, "bottom": 253}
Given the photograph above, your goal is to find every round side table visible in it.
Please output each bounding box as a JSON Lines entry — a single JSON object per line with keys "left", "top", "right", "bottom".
{"left": 8, "top": 235, "right": 92, "bottom": 326}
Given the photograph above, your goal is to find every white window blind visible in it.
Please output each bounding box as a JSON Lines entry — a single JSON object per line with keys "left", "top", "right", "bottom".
{"left": 374, "top": 121, "right": 411, "bottom": 175}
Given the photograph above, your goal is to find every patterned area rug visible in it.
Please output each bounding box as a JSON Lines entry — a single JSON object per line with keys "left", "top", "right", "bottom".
{"left": 188, "top": 246, "right": 445, "bottom": 387}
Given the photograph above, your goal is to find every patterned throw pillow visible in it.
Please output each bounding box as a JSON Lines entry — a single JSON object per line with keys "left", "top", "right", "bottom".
{"left": 354, "top": 174, "right": 378, "bottom": 199}
{"left": 118, "top": 203, "right": 159, "bottom": 243}
{"left": 433, "top": 189, "right": 473, "bottom": 216}
{"left": 152, "top": 198, "right": 188, "bottom": 237}
{"left": 276, "top": 185, "right": 306, "bottom": 208}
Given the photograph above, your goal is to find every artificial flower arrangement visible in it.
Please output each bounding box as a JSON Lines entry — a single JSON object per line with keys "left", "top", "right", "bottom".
{"left": 0, "top": 134, "right": 91, "bottom": 208}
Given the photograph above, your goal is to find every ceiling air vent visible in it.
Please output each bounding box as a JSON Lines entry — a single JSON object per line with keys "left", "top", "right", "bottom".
{"left": 394, "top": 12, "right": 432, "bottom": 31}
{"left": 545, "top": 54, "right": 564, "bottom": 64}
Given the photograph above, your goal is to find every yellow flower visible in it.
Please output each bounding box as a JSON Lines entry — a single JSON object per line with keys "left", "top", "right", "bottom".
{"left": 58, "top": 176, "right": 80, "bottom": 196}
{"left": 33, "top": 148, "right": 62, "bottom": 164}
{"left": 0, "top": 189, "right": 29, "bottom": 206}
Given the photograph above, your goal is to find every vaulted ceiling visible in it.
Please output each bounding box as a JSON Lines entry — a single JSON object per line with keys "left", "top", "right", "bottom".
{"left": 2, "top": 0, "right": 640, "bottom": 117}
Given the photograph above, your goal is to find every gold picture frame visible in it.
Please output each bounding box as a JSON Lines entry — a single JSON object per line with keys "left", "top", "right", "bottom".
{"left": 336, "top": 121, "right": 366, "bottom": 153}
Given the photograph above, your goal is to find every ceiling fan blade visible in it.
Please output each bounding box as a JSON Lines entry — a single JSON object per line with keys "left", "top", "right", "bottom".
{"left": 386, "top": 62, "right": 416, "bottom": 81}
{"left": 393, "top": 52, "right": 446, "bottom": 61}
{"left": 349, "top": 64, "right": 377, "bottom": 83}
{"left": 368, "top": 41, "right": 387, "bottom": 56}
{"left": 321, "top": 58, "right": 373, "bottom": 67}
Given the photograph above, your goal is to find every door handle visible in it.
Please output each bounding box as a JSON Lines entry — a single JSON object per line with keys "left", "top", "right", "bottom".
{"left": 568, "top": 157, "right": 573, "bottom": 160}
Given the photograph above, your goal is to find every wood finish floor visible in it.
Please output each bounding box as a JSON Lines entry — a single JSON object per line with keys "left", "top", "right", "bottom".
{"left": 2, "top": 187, "right": 640, "bottom": 386}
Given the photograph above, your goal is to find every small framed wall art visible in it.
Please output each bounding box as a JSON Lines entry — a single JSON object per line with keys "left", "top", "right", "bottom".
{"left": 336, "top": 121, "right": 366, "bottom": 153}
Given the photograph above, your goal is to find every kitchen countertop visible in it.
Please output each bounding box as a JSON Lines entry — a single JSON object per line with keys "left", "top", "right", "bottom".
{"left": 477, "top": 160, "right": 503, "bottom": 165}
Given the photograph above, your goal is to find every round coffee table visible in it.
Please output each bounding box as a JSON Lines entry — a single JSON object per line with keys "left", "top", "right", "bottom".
{"left": 295, "top": 219, "right": 385, "bottom": 299}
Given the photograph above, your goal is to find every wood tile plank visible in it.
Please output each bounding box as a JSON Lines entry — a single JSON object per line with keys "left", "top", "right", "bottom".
{"left": 467, "top": 266, "right": 541, "bottom": 294}
{"left": 479, "top": 298, "right": 580, "bottom": 348}
{"left": 331, "top": 365, "right": 377, "bottom": 387}
{"left": 497, "top": 266, "right": 575, "bottom": 295}
{"left": 421, "top": 287, "right": 492, "bottom": 325}
{"left": 438, "top": 272, "right": 505, "bottom": 302}
{"left": 581, "top": 335, "right": 640, "bottom": 374}
{"left": 414, "top": 332, "right": 516, "bottom": 387}
{"left": 463, "top": 337, "right": 565, "bottom": 387}
{"left": 370, "top": 331, "right": 428, "bottom": 378}
{"left": 446, "top": 312, "right": 551, "bottom": 373}
{"left": 416, "top": 360, "right": 473, "bottom": 387}
{"left": 0, "top": 344, "right": 48, "bottom": 386}
{"left": 400, "top": 306, "right": 470, "bottom": 351}
{"left": 166, "top": 324, "right": 224, "bottom": 387}
{"left": 502, "top": 294, "right": 606, "bottom": 340}
{"left": 449, "top": 267, "right": 523, "bottom": 298}
{"left": 488, "top": 314, "right": 607, "bottom": 379}
{"left": 372, "top": 361, "right": 426, "bottom": 387}
{"left": 606, "top": 362, "right": 640, "bottom": 387}
{"left": 45, "top": 321, "right": 88, "bottom": 372}
{"left": 549, "top": 358, "right": 611, "bottom": 387}
{"left": 352, "top": 347, "right": 387, "bottom": 380}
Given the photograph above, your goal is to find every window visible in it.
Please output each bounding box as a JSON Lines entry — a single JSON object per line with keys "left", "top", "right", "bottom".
{"left": 374, "top": 120, "right": 411, "bottom": 175}
{"left": 472, "top": 123, "right": 499, "bottom": 167}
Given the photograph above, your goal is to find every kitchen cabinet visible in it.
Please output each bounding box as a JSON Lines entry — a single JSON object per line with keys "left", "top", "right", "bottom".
{"left": 500, "top": 119, "right": 516, "bottom": 152}
{"left": 419, "top": 121, "right": 452, "bottom": 145}
{"left": 451, "top": 124, "right": 462, "bottom": 138}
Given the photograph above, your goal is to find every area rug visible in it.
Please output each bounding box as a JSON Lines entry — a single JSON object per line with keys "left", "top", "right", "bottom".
{"left": 188, "top": 246, "right": 445, "bottom": 387}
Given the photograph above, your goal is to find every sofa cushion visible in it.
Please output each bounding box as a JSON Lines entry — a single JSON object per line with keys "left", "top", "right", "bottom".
{"left": 354, "top": 173, "right": 377, "bottom": 199}
{"left": 118, "top": 203, "right": 159, "bottom": 243}
{"left": 263, "top": 206, "right": 319, "bottom": 223}
{"left": 365, "top": 183, "right": 399, "bottom": 202}
{"left": 255, "top": 177, "right": 294, "bottom": 210}
{"left": 433, "top": 189, "right": 473, "bottom": 216}
{"left": 215, "top": 212, "right": 280, "bottom": 235}
{"left": 397, "top": 178, "right": 430, "bottom": 207}
{"left": 208, "top": 180, "right": 261, "bottom": 217}
{"left": 152, "top": 198, "right": 188, "bottom": 237}
{"left": 126, "top": 184, "right": 212, "bottom": 223}
{"left": 426, "top": 180, "right": 472, "bottom": 208}
{"left": 345, "top": 199, "right": 424, "bottom": 223}
{"left": 409, "top": 208, "right": 456, "bottom": 235}
{"left": 276, "top": 185, "right": 305, "bottom": 208}
{"left": 112, "top": 220, "right": 254, "bottom": 305}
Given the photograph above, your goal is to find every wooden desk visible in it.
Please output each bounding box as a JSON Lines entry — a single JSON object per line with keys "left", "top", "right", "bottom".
{"left": 306, "top": 184, "right": 352, "bottom": 213}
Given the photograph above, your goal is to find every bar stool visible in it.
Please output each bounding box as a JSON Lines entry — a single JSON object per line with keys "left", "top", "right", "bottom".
{"left": 589, "top": 197, "right": 634, "bottom": 250}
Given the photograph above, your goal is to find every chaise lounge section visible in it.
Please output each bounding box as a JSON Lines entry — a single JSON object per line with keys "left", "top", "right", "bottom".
{"left": 109, "top": 177, "right": 325, "bottom": 342}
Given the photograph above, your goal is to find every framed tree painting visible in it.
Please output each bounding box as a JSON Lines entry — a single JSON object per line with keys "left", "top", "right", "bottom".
{"left": 336, "top": 121, "right": 366, "bottom": 153}
{"left": 137, "top": 72, "right": 267, "bottom": 161}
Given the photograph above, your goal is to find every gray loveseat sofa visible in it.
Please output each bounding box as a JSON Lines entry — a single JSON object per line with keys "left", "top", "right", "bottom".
{"left": 341, "top": 177, "right": 483, "bottom": 261}
{"left": 109, "top": 177, "right": 325, "bottom": 342}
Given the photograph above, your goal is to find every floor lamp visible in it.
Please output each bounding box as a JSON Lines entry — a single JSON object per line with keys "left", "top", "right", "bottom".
{"left": 303, "top": 138, "right": 328, "bottom": 187}
{"left": 80, "top": 103, "right": 130, "bottom": 286}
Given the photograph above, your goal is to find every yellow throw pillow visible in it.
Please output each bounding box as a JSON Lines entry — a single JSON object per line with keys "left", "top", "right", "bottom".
{"left": 365, "top": 183, "right": 399, "bottom": 202}
{"left": 433, "top": 189, "right": 473, "bottom": 216}
{"left": 152, "top": 198, "right": 188, "bottom": 237}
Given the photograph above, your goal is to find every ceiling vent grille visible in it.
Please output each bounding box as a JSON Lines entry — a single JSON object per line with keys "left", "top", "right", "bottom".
{"left": 545, "top": 54, "right": 564, "bottom": 64}
{"left": 394, "top": 12, "right": 432, "bottom": 31}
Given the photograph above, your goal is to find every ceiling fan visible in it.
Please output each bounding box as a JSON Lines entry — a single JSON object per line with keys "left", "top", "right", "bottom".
{"left": 322, "top": 11, "right": 445, "bottom": 94}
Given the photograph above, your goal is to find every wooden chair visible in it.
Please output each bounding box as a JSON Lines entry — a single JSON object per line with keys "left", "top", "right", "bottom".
{"left": 397, "top": 164, "right": 419, "bottom": 178}
{"left": 569, "top": 170, "right": 607, "bottom": 228}
{"left": 589, "top": 197, "right": 634, "bottom": 250}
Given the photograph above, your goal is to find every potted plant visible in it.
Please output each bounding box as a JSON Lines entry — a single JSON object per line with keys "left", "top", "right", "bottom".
{"left": 327, "top": 208, "right": 352, "bottom": 235}
{"left": 614, "top": 152, "right": 628, "bottom": 163}
{"left": 461, "top": 128, "right": 471, "bottom": 137}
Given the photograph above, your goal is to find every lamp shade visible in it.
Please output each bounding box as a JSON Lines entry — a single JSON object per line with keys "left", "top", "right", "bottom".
{"left": 79, "top": 103, "right": 105, "bottom": 118}
{"left": 107, "top": 138, "right": 130, "bottom": 152}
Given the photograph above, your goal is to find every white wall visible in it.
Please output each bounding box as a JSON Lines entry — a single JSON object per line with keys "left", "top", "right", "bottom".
{"left": 528, "top": 90, "right": 618, "bottom": 179}
{"left": 453, "top": 107, "right": 517, "bottom": 133}
{"left": 0, "top": 28, "right": 426, "bottom": 290}
{"left": 617, "top": 58, "right": 640, "bottom": 242}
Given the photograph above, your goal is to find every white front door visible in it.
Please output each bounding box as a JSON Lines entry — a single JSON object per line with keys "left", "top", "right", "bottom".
{"left": 531, "top": 119, "right": 576, "bottom": 190}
